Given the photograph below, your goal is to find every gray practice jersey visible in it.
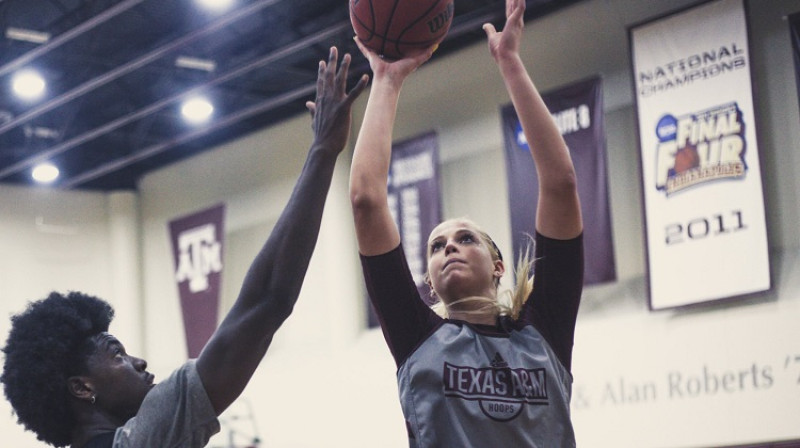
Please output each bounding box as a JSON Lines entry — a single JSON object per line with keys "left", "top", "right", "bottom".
{"left": 361, "top": 232, "right": 583, "bottom": 447}
{"left": 110, "top": 360, "right": 220, "bottom": 447}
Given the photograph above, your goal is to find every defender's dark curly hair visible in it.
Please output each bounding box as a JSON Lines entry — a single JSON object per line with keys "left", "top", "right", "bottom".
{"left": 1, "top": 291, "right": 114, "bottom": 447}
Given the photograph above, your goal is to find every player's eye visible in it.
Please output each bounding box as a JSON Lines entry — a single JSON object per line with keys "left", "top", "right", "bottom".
{"left": 430, "top": 240, "right": 445, "bottom": 253}
{"left": 459, "top": 232, "right": 475, "bottom": 243}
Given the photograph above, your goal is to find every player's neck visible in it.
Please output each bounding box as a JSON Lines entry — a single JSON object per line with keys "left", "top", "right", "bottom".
{"left": 445, "top": 296, "right": 500, "bottom": 326}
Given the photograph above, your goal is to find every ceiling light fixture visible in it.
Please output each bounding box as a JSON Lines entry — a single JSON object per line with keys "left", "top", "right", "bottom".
{"left": 31, "top": 163, "right": 59, "bottom": 184}
{"left": 5, "top": 27, "right": 51, "bottom": 44}
{"left": 175, "top": 56, "right": 217, "bottom": 72}
{"left": 181, "top": 97, "right": 214, "bottom": 124}
{"left": 11, "top": 69, "right": 46, "bottom": 100}
{"left": 196, "top": 0, "right": 235, "bottom": 12}
{"left": 23, "top": 125, "right": 60, "bottom": 140}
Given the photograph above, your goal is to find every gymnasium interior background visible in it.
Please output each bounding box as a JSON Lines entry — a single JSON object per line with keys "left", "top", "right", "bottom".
{"left": 1, "top": 0, "right": 799, "bottom": 446}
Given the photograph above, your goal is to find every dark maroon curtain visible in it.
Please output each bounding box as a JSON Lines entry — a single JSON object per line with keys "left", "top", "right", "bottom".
{"left": 502, "top": 76, "right": 615, "bottom": 285}
{"left": 791, "top": 13, "right": 800, "bottom": 122}
{"left": 368, "top": 132, "right": 442, "bottom": 328}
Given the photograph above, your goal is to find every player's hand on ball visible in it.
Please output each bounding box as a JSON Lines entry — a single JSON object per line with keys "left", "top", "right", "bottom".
{"left": 354, "top": 36, "right": 434, "bottom": 87}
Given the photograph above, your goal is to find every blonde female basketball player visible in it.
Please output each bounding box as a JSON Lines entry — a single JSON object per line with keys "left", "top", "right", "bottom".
{"left": 349, "top": 0, "right": 584, "bottom": 445}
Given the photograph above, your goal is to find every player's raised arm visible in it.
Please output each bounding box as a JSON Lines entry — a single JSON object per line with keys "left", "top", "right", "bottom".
{"left": 484, "top": 0, "right": 582, "bottom": 239}
{"left": 349, "top": 38, "right": 434, "bottom": 256}
{"left": 196, "top": 47, "right": 367, "bottom": 415}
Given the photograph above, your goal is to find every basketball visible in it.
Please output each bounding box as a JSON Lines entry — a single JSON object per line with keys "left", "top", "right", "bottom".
{"left": 674, "top": 145, "right": 700, "bottom": 173}
{"left": 349, "top": 0, "right": 455, "bottom": 60}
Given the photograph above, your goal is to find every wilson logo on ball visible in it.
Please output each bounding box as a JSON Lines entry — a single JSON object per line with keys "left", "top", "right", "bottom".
{"left": 428, "top": 5, "right": 453, "bottom": 33}
{"left": 350, "top": 0, "right": 455, "bottom": 60}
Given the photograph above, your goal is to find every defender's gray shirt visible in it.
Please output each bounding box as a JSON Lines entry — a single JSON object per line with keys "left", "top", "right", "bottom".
{"left": 362, "top": 232, "right": 583, "bottom": 447}
{"left": 110, "top": 360, "right": 220, "bottom": 447}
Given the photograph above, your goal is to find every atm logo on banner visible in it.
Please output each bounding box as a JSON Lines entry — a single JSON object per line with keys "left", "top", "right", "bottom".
{"left": 655, "top": 102, "right": 747, "bottom": 195}
{"left": 175, "top": 223, "right": 222, "bottom": 292}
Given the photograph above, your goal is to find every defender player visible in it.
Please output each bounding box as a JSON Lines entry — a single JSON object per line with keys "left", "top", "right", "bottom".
{"left": 1, "top": 47, "right": 367, "bottom": 448}
{"left": 349, "top": 0, "right": 584, "bottom": 445}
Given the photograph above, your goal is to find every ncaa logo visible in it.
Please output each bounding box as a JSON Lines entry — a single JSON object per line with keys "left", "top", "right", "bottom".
{"left": 656, "top": 114, "right": 678, "bottom": 142}
{"left": 515, "top": 120, "right": 529, "bottom": 150}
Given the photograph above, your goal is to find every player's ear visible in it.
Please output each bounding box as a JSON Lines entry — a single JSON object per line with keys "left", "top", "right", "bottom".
{"left": 493, "top": 259, "right": 505, "bottom": 281}
{"left": 67, "top": 376, "right": 94, "bottom": 401}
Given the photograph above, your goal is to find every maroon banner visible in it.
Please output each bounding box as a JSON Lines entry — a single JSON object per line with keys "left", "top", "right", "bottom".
{"left": 502, "top": 76, "right": 616, "bottom": 285}
{"left": 369, "top": 131, "right": 442, "bottom": 327}
{"left": 169, "top": 203, "right": 225, "bottom": 358}
{"left": 791, "top": 12, "right": 800, "bottom": 119}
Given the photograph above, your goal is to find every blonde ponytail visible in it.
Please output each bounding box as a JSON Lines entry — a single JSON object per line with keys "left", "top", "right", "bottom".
{"left": 506, "top": 235, "right": 535, "bottom": 320}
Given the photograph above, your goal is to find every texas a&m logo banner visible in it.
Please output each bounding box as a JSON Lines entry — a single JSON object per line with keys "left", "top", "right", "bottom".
{"left": 169, "top": 203, "right": 224, "bottom": 357}
{"left": 502, "top": 76, "right": 616, "bottom": 286}
{"left": 630, "top": 0, "right": 770, "bottom": 309}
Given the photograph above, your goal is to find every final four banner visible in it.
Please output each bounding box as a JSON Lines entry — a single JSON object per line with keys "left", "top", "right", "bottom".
{"left": 630, "top": 0, "right": 770, "bottom": 310}
{"left": 502, "top": 76, "right": 616, "bottom": 286}
{"left": 169, "top": 203, "right": 225, "bottom": 358}
{"left": 368, "top": 131, "right": 442, "bottom": 327}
